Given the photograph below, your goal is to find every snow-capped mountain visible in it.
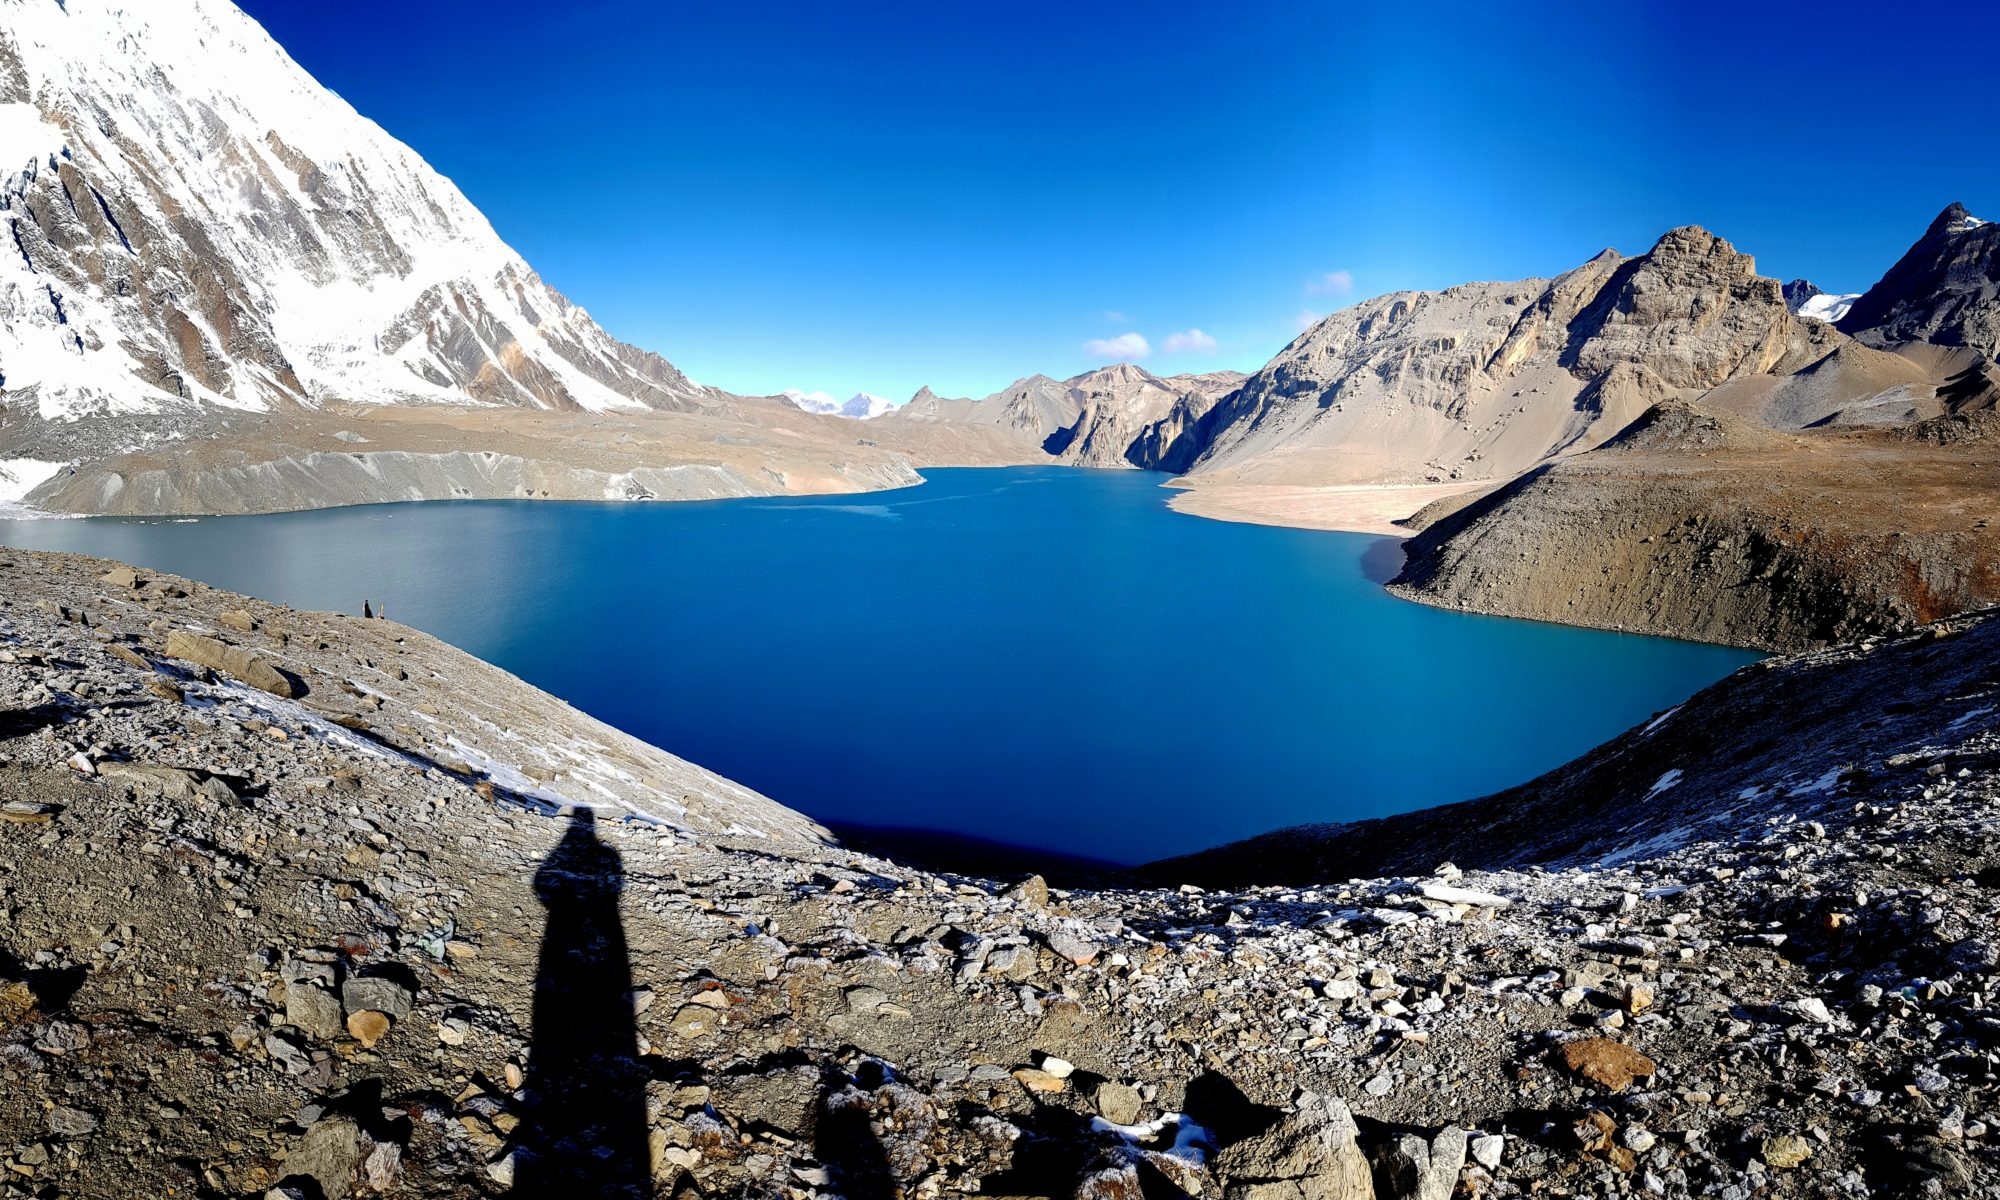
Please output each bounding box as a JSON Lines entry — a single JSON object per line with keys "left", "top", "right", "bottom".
{"left": 0, "top": 0, "right": 724, "bottom": 453}
{"left": 1782, "top": 279, "right": 1859, "bottom": 324}
{"left": 781, "top": 390, "right": 896, "bottom": 418}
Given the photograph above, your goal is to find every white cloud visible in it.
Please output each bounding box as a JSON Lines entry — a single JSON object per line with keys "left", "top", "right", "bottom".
{"left": 1083, "top": 332, "right": 1151, "bottom": 361}
{"left": 1306, "top": 269, "right": 1354, "bottom": 296}
{"left": 1293, "top": 309, "right": 1322, "bottom": 334}
{"left": 1104, "top": 310, "right": 1129, "bottom": 324}
{"left": 1162, "top": 328, "right": 1218, "bottom": 355}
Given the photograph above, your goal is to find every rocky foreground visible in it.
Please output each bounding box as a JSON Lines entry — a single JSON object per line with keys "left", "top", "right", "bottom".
{"left": 2, "top": 550, "right": 1998, "bottom": 1199}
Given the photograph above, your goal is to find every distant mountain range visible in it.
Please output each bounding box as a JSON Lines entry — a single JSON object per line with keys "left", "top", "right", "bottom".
{"left": 781, "top": 391, "right": 897, "bottom": 419}
{"left": 2, "top": 0, "right": 1998, "bottom": 531}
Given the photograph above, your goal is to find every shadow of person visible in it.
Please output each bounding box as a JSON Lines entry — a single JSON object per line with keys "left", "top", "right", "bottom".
{"left": 514, "top": 809, "right": 650, "bottom": 1198}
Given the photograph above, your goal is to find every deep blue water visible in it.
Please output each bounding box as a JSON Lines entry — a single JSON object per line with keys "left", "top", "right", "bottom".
{"left": 0, "top": 468, "right": 1757, "bottom": 863}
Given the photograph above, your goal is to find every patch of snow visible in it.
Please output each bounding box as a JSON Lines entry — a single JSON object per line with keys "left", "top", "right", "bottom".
{"left": 783, "top": 389, "right": 898, "bottom": 419}
{"left": 1641, "top": 705, "right": 1680, "bottom": 736}
{"left": 0, "top": 102, "right": 61, "bottom": 174}
{"left": 1798, "top": 766, "right": 1844, "bottom": 795}
{"left": 0, "top": 458, "right": 68, "bottom": 505}
{"left": 1089, "top": 1113, "right": 1215, "bottom": 1165}
{"left": 1597, "top": 825, "right": 1694, "bottom": 868}
{"left": 1798, "top": 292, "right": 1860, "bottom": 323}
{"left": 1645, "top": 768, "right": 1683, "bottom": 799}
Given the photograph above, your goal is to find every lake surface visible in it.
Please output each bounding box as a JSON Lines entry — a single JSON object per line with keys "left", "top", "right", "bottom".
{"left": 0, "top": 467, "right": 1758, "bottom": 864}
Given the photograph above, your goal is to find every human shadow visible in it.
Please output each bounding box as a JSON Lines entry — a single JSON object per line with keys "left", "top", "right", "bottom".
{"left": 514, "top": 809, "right": 651, "bottom": 1198}
{"left": 815, "top": 1061, "right": 896, "bottom": 1200}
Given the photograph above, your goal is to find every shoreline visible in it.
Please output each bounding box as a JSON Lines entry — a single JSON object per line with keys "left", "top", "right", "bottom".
{"left": 1161, "top": 477, "right": 1492, "bottom": 538}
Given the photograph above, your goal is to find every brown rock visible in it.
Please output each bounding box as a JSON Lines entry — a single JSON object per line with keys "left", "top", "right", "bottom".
{"left": 1762, "top": 1134, "right": 1813, "bottom": 1169}
{"left": 346, "top": 1010, "right": 392, "bottom": 1048}
{"left": 1011, "top": 1067, "right": 1066, "bottom": 1094}
{"left": 217, "top": 609, "right": 257, "bottom": 632}
{"left": 0, "top": 980, "right": 36, "bottom": 1028}
{"left": 1559, "top": 1038, "right": 1657, "bottom": 1092}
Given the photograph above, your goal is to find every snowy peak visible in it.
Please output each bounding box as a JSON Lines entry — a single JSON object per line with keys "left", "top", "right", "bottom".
{"left": 782, "top": 390, "right": 896, "bottom": 418}
{"left": 0, "top": 0, "right": 721, "bottom": 454}
{"left": 1932, "top": 201, "right": 1990, "bottom": 237}
{"left": 1783, "top": 280, "right": 1859, "bottom": 324}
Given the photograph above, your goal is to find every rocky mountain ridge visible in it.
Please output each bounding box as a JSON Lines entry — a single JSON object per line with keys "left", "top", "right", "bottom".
{"left": 1840, "top": 202, "right": 2000, "bottom": 358}
{"left": 883, "top": 364, "right": 1245, "bottom": 467}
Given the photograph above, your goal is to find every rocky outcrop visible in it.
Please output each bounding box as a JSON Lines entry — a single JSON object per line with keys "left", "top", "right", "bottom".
{"left": 1386, "top": 402, "right": 2000, "bottom": 650}
{"left": 1138, "top": 227, "right": 1821, "bottom": 487}
{"left": 1841, "top": 203, "right": 2000, "bottom": 358}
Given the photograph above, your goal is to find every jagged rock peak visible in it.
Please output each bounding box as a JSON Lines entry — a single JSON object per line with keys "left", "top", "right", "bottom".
{"left": 1931, "top": 201, "right": 1988, "bottom": 237}
{"left": 1840, "top": 202, "right": 2000, "bottom": 357}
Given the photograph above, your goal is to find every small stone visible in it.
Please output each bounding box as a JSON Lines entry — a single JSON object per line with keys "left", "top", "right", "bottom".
{"left": 286, "top": 984, "right": 345, "bottom": 1040}
{"left": 341, "top": 975, "right": 414, "bottom": 1022}
{"left": 1093, "top": 1081, "right": 1144, "bottom": 1126}
{"left": 844, "top": 985, "right": 890, "bottom": 1016}
{"left": 1624, "top": 983, "right": 1655, "bottom": 1014}
{"left": 1470, "top": 1133, "right": 1505, "bottom": 1170}
{"left": 346, "top": 1010, "right": 392, "bottom": 1048}
{"left": 1762, "top": 1133, "right": 1813, "bottom": 1169}
{"left": 1038, "top": 1054, "right": 1076, "bottom": 1079}
{"left": 1364, "top": 1072, "right": 1395, "bottom": 1097}
{"left": 1044, "top": 930, "right": 1098, "bottom": 966}
{"left": 1002, "top": 874, "right": 1050, "bottom": 911}
{"left": 217, "top": 609, "right": 257, "bottom": 632}
{"left": 670, "top": 1003, "right": 720, "bottom": 1039}
{"left": 1012, "top": 1067, "right": 1066, "bottom": 1094}
{"left": 1559, "top": 1038, "right": 1658, "bottom": 1092}
{"left": 99, "top": 566, "right": 139, "bottom": 589}
{"left": 1790, "top": 997, "right": 1835, "bottom": 1025}
{"left": 436, "top": 1016, "right": 472, "bottom": 1046}
{"left": 0, "top": 980, "right": 35, "bottom": 1027}
{"left": 0, "top": 801, "right": 58, "bottom": 824}
{"left": 47, "top": 1106, "right": 98, "bottom": 1138}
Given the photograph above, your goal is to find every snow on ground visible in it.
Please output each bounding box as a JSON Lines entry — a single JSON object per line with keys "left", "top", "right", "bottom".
{"left": 1797, "top": 292, "right": 1860, "bottom": 322}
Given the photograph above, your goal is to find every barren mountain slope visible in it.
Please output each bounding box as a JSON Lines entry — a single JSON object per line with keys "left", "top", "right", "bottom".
{"left": 5, "top": 549, "right": 1999, "bottom": 1197}
{"left": 882, "top": 366, "right": 1245, "bottom": 467}
{"left": 1141, "top": 227, "right": 1828, "bottom": 491}
{"left": 1388, "top": 404, "right": 2000, "bottom": 650}
{"left": 0, "top": 0, "right": 1044, "bottom": 516}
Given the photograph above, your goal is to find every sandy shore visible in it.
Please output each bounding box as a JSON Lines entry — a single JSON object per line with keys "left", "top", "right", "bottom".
{"left": 1164, "top": 479, "right": 1491, "bottom": 537}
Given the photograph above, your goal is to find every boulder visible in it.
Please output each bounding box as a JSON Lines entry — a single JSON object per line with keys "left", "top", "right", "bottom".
{"left": 165, "top": 630, "right": 298, "bottom": 698}
{"left": 1212, "top": 1091, "right": 1375, "bottom": 1200}
{"left": 1370, "top": 1126, "right": 1466, "bottom": 1200}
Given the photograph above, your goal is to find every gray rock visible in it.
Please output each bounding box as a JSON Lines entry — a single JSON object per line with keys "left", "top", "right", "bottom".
{"left": 1213, "top": 1091, "right": 1375, "bottom": 1200}
{"left": 285, "top": 1115, "right": 361, "bottom": 1200}
{"left": 285, "top": 983, "right": 345, "bottom": 1040}
{"left": 1371, "top": 1126, "right": 1466, "bottom": 1200}
{"left": 341, "top": 974, "right": 415, "bottom": 1022}
{"left": 47, "top": 1106, "right": 98, "bottom": 1137}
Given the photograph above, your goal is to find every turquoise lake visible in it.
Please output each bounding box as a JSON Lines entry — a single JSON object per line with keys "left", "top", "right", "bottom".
{"left": 0, "top": 467, "right": 1758, "bottom": 864}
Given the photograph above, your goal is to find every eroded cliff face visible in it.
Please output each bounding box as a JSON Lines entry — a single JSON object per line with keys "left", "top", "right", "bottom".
{"left": 1139, "top": 227, "right": 1820, "bottom": 487}
{"left": 0, "top": 0, "right": 725, "bottom": 468}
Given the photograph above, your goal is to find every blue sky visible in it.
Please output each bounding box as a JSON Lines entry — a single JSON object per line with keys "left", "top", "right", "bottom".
{"left": 242, "top": 0, "right": 1998, "bottom": 404}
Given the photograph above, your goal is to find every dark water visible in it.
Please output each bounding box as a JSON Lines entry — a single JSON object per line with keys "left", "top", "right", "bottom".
{"left": 0, "top": 467, "right": 1757, "bottom": 864}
